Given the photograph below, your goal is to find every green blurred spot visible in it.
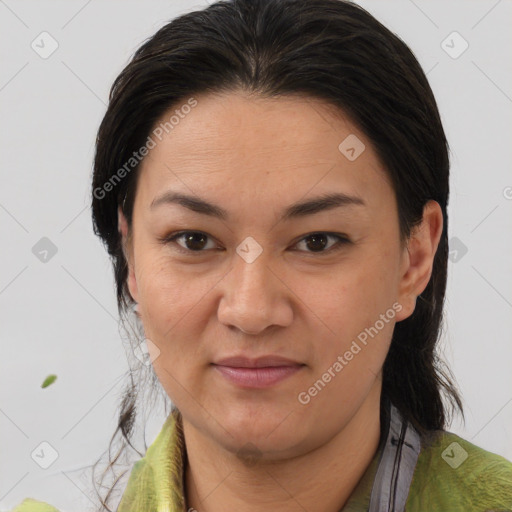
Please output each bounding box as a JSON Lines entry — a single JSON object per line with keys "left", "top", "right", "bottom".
{"left": 41, "top": 374, "right": 57, "bottom": 388}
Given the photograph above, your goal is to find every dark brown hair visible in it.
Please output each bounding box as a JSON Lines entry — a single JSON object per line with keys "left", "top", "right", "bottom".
{"left": 90, "top": 0, "right": 464, "bottom": 509}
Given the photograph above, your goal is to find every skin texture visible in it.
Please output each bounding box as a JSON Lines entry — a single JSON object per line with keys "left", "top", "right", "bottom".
{"left": 118, "top": 91, "right": 443, "bottom": 512}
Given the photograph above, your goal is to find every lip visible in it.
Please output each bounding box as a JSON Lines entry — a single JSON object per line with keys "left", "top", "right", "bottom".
{"left": 214, "top": 355, "right": 302, "bottom": 368}
{"left": 212, "top": 355, "right": 304, "bottom": 388}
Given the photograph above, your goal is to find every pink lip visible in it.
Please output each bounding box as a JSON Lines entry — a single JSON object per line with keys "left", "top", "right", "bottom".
{"left": 212, "top": 355, "right": 304, "bottom": 388}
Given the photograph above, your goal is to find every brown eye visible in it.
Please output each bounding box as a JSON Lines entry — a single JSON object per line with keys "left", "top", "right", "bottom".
{"left": 304, "top": 233, "right": 329, "bottom": 252}
{"left": 163, "top": 231, "right": 218, "bottom": 252}
{"left": 180, "top": 232, "right": 208, "bottom": 251}
{"left": 294, "top": 233, "right": 349, "bottom": 254}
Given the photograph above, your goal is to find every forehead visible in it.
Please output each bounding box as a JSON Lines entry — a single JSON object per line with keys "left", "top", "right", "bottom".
{"left": 135, "top": 91, "right": 393, "bottom": 211}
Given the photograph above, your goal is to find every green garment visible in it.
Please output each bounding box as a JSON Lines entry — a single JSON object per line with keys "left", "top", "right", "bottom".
{"left": 11, "top": 408, "right": 512, "bottom": 512}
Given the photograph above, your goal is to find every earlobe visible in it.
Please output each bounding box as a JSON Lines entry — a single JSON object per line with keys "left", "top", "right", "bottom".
{"left": 396, "top": 200, "right": 443, "bottom": 321}
{"left": 118, "top": 206, "right": 139, "bottom": 303}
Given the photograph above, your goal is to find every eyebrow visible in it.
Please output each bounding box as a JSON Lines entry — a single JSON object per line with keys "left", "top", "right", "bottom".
{"left": 150, "top": 191, "right": 365, "bottom": 221}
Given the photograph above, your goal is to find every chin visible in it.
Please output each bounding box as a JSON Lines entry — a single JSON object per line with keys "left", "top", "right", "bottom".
{"left": 214, "top": 405, "right": 303, "bottom": 449}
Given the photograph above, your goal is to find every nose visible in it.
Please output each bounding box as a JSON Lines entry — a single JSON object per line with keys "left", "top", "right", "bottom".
{"left": 217, "top": 249, "right": 293, "bottom": 335}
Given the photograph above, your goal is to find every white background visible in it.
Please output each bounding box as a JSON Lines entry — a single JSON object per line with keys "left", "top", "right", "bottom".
{"left": 1, "top": 1, "right": 511, "bottom": 510}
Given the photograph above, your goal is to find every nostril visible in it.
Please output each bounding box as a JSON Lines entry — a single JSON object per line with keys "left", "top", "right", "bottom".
{"left": 238, "top": 327, "right": 259, "bottom": 335}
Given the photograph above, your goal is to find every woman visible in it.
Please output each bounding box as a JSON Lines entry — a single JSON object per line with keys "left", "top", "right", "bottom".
{"left": 13, "top": 0, "right": 512, "bottom": 511}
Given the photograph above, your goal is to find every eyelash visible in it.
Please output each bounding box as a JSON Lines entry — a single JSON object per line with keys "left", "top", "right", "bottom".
{"left": 158, "top": 231, "right": 351, "bottom": 256}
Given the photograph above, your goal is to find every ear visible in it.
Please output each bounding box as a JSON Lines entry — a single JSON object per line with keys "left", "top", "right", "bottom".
{"left": 118, "top": 206, "right": 139, "bottom": 304}
{"left": 395, "top": 200, "right": 443, "bottom": 322}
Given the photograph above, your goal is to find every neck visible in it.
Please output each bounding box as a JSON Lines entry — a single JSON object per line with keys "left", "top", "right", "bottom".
{"left": 183, "top": 382, "right": 383, "bottom": 512}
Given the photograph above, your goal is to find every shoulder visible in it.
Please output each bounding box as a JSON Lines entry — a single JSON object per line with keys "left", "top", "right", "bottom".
{"left": 9, "top": 498, "right": 60, "bottom": 512}
{"left": 407, "top": 430, "right": 512, "bottom": 511}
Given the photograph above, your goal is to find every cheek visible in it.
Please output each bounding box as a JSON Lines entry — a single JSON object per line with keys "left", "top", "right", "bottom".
{"left": 134, "top": 252, "right": 210, "bottom": 405}
{"left": 136, "top": 257, "right": 180, "bottom": 324}
{"left": 133, "top": 249, "right": 222, "bottom": 359}
{"left": 292, "top": 251, "right": 399, "bottom": 381}
{"left": 295, "top": 264, "right": 398, "bottom": 420}
{"left": 133, "top": 250, "right": 191, "bottom": 350}
{"left": 304, "top": 256, "right": 398, "bottom": 334}
{"left": 135, "top": 245, "right": 207, "bottom": 315}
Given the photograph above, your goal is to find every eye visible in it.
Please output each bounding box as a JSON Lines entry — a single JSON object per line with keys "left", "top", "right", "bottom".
{"left": 160, "top": 230, "right": 350, "bottom": 255}
{"left": 293, "top": 232, "right": 350, "bottom": 254}
{"left": 161, "top": 231, "right": 219, "bottom": 253}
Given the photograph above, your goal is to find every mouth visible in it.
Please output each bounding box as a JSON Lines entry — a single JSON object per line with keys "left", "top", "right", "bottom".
{"left": 211, "top": 355, "right": 305, "bottom": 388}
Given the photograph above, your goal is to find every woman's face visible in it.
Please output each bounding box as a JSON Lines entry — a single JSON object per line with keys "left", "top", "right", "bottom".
{"left": 120, "top": 91, "right": 425, "bottom": 460}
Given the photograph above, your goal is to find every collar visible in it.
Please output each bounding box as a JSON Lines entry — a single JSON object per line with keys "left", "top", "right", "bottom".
{"left": 119, "top": 402, "right": 418, "bottom": 512}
